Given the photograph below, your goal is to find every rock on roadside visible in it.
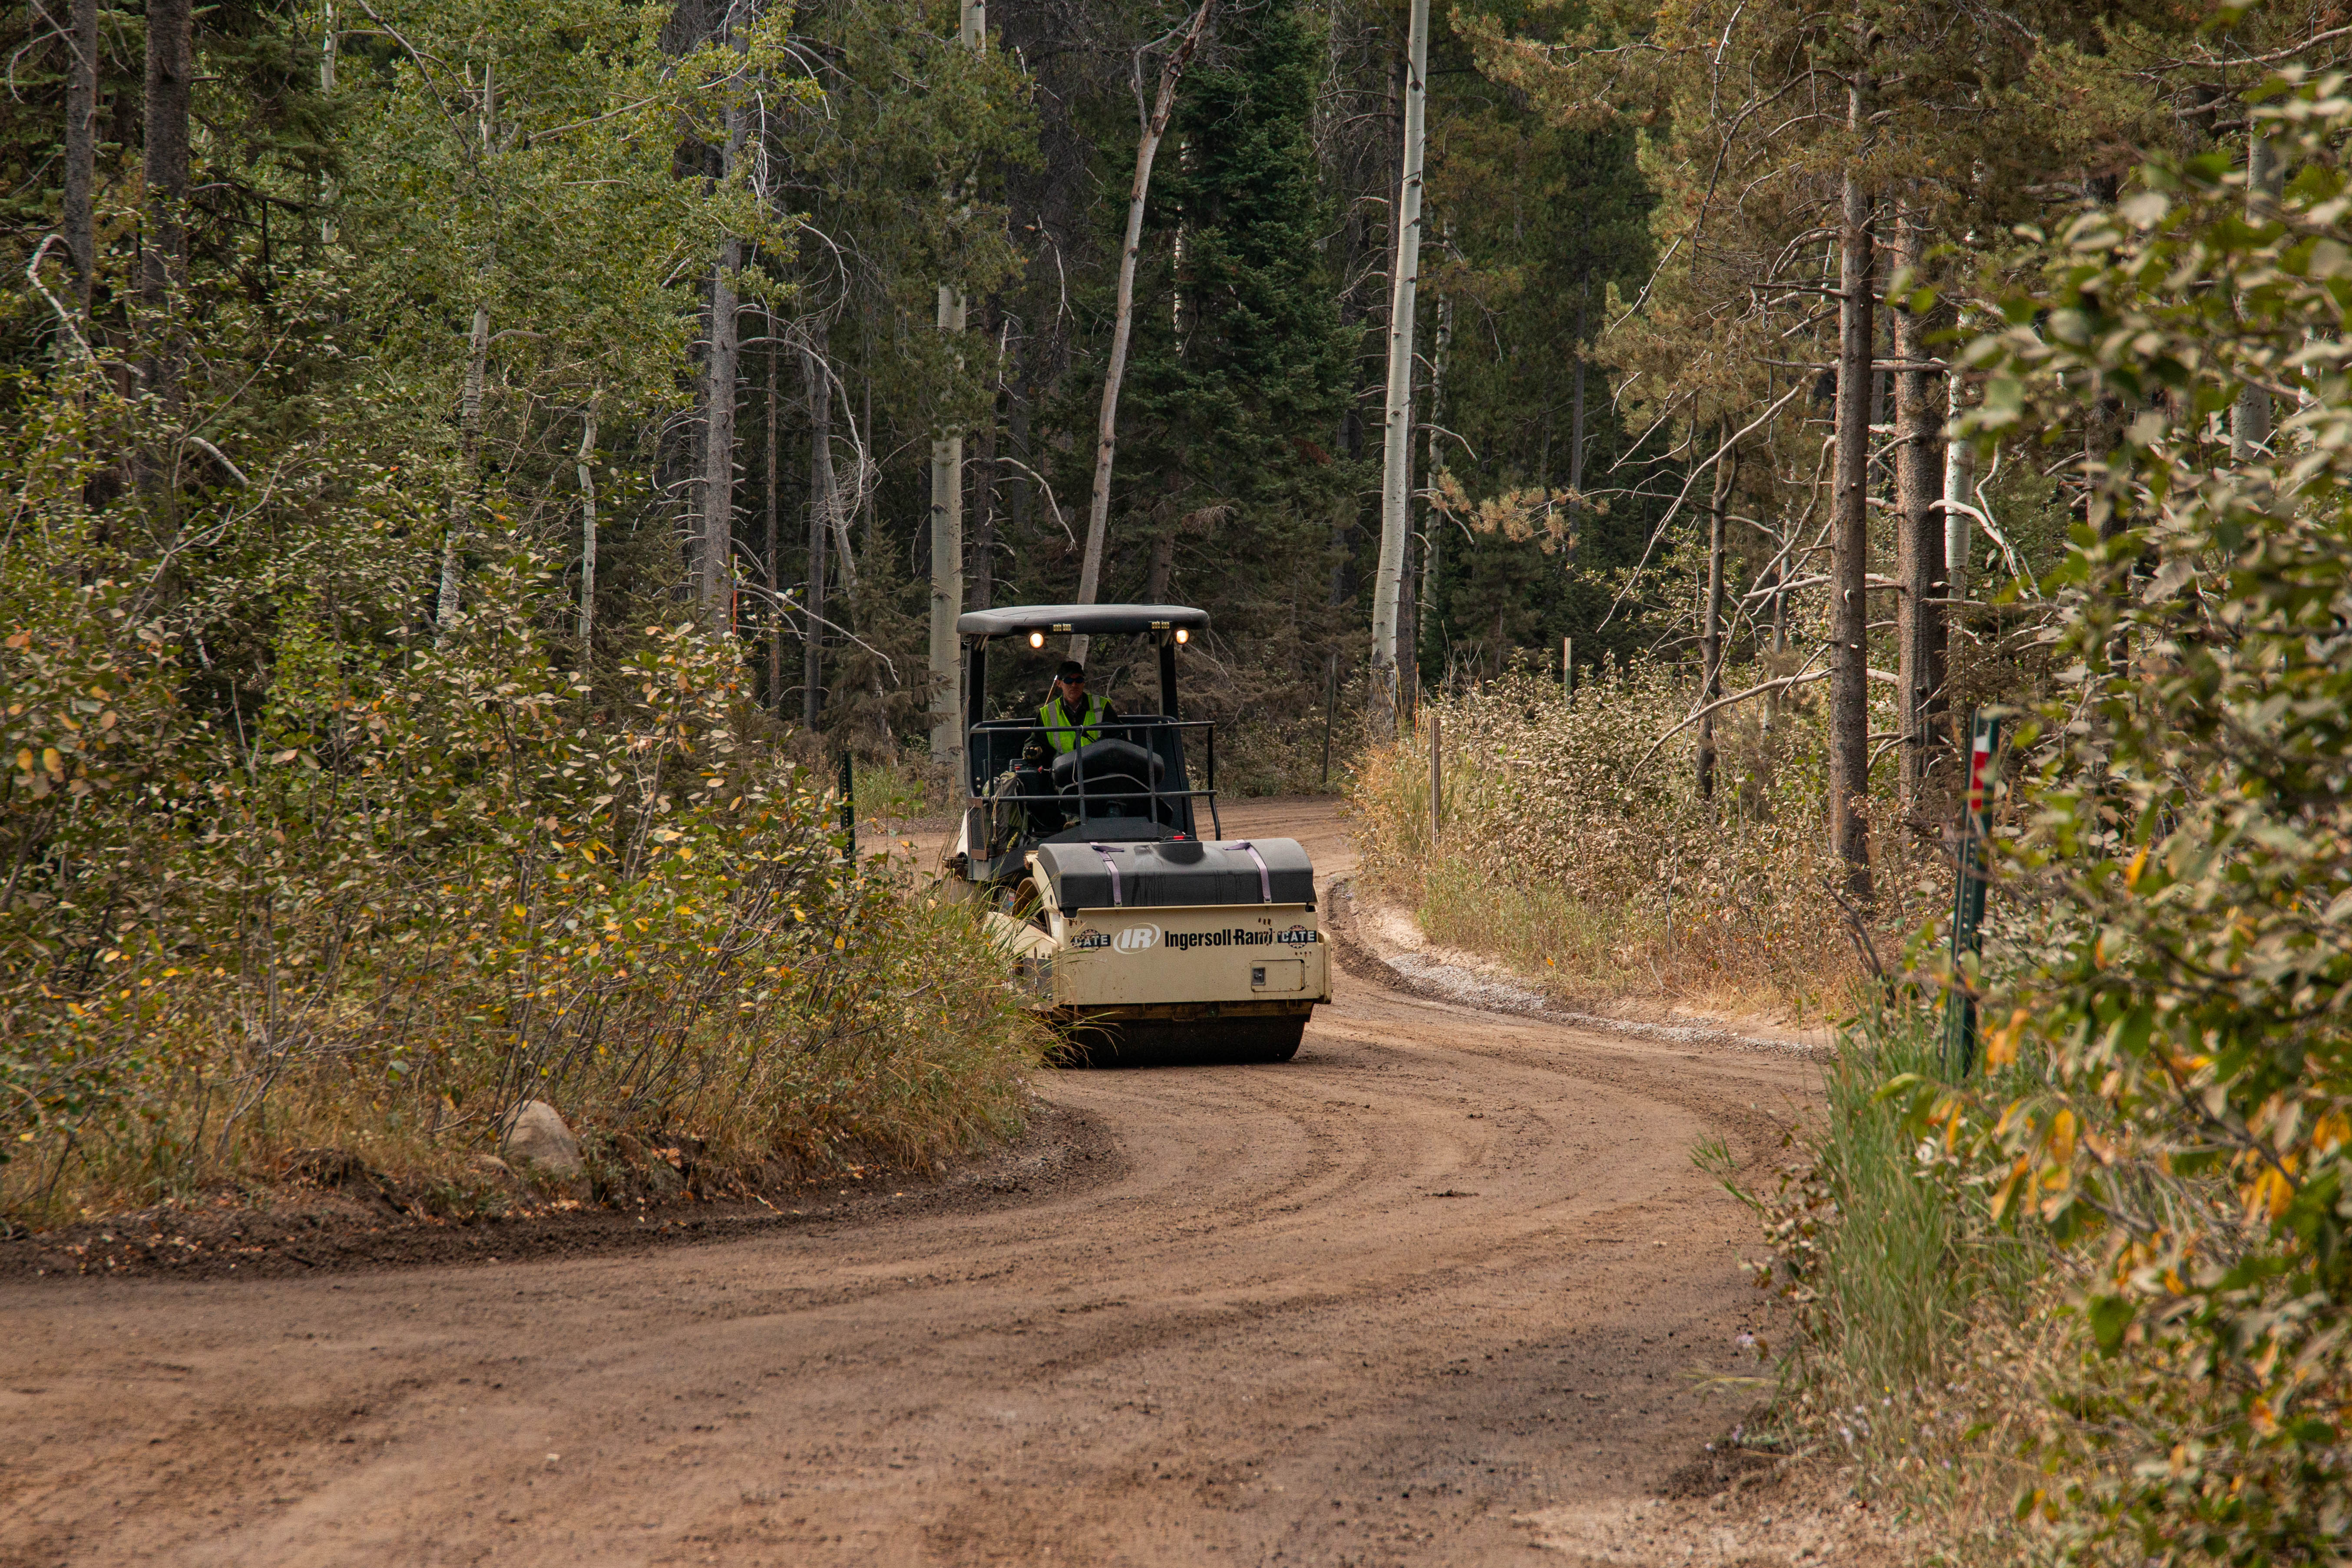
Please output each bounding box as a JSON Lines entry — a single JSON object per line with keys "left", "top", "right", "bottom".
{"left": 500, "top": 1100, "right": 582, "bottom": 1178}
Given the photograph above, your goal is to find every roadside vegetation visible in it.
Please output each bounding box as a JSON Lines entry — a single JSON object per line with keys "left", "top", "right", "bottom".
{"left": 1358, "top": 37, "right": 2352, "bottom": 1568}
{"left": 0, "top": 414, "right": 1042, "bottom": 1229}
{"left": 1353, "top": 660, "right": 1934, "bottom": 1021}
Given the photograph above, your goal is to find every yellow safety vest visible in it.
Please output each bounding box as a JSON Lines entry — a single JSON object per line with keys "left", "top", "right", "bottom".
{"left": 1039, "top": 694, "right": 1108, "bottom": 754}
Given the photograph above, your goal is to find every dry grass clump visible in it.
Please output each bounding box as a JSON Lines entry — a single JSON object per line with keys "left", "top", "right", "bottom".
{"left": 1353, "top": 661, "right": 1939, "bottom": 1016}
{"left": 3, "top": 846, "right": 1044, "bottom": 1233}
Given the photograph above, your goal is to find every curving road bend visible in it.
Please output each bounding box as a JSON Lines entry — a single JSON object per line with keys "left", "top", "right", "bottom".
{"left": 1, "top": 801, "right": 1816, "bottom": 1566}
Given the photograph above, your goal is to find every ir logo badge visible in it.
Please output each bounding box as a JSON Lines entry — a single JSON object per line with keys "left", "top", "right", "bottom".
{"left": 1112, "top": 924, "right": 1161, "bottom": 954}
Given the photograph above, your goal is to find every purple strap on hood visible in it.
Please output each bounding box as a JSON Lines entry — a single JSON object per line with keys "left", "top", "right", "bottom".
{"left": 1089, "top": 843, "right": 1123, "bottom": 906}
{"left": 1231, "top": 840, "right": 1272, "bottom": 902}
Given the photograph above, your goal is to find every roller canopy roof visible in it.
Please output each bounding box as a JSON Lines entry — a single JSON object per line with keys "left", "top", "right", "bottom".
{"left": 955, "top": 603, "right": 1209, "bottom": 640}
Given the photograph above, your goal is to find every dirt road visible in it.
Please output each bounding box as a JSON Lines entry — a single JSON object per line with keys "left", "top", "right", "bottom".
{"left": 1, "top": 801, "right": 1823, "bottom": 1566}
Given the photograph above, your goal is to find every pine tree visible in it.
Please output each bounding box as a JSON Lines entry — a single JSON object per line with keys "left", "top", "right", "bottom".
{"left": 1102, "top": 0, "right": 1362, "bottom": 706}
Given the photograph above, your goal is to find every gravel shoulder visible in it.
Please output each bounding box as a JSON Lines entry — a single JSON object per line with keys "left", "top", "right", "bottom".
{"left": 0, "top": 799, "right": 1901, "bottom": 1566}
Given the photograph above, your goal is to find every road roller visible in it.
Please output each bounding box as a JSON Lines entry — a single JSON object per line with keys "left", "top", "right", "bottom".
{"left": 948, "top": 603, "right": 1330, "bottom": 1065}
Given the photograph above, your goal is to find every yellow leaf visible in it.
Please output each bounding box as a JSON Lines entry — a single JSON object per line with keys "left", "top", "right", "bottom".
{"left": 2124, "top": 845, "right": 2150, "bottom": 889}
{"left": 1985, "top": 1008, "right": 2030, "bottom": 1068}
{"left": 2049, "top": 1108, "right": 2077, "bottom": 1167}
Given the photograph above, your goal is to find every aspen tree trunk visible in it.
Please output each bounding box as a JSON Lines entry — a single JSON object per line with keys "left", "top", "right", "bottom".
{"left": 1943, "top": 363, "right": 1972, "bottom": 607}
{"left": 804, "top": 330, "right": 839, "bottom": 732}
{"left": 928, "top": 0, "right": 988, "bottom": 757}
{"left": 1072, "top": 0, "right": 1218, "bottom": 668}
{"left": 1397, "top": 528, "right": 1418, "bottom": 716}
{"left": 1893, "top": 214, "right": 1945, "bottom": 810}
{"left": 436, "top": 302, "right": 489, "bottom": 642}
{"left": 927, "top": 284, "right": 966, "bottom": 754}
{"left": 63, "top": 0, "right": 97, "bottom": 316}
{"left": 1367, "top": 0, "right": 1429, "bottom": 737}
{"left": 435, "top": 65, "right": 499, "bottom": 641}
{"left": 803, "top": 347, "right": 856, "bottom": 593}
{"left": 577, "top": 392, "right": 599, "bottom": 649}
{"left": 1828, "top": 65, "right": 1876, "bottom": 903}
{"left": 2233, "top": 131, "right": 2283, "bottom": 461}
{"left": 319, "top": 1, "right": 338, "bottom": 248}
{"left": 1696, "top": 436, "right": 1735, "bottom": 801}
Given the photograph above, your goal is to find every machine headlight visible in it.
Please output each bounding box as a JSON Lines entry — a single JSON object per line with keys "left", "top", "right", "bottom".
{"left": 1029, "top": 630, "right": 1045, "bottom": 648}
{"left": 1174, "top": 628, "right": 1188, "bottom": 644}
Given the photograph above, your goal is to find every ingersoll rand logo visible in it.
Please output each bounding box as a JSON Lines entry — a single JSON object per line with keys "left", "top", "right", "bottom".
{"left": 1111, "top": 925, "right": 1161, "bottom": 953}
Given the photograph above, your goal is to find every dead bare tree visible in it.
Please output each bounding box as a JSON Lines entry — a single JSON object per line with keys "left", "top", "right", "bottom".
{"left": 1070, "top": 0, "right": 1218, "bottom": 668}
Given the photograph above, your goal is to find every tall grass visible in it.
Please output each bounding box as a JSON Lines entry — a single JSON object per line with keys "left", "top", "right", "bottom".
{"left": 1353, "top": 662, "right": 1940, "bottom": 1014}
{"left": 1803, "top": 1012, "right": 2033, "bottom": 1393}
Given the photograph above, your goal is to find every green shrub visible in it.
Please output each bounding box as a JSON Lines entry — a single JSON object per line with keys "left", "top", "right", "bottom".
{"left": 0, "top": 387, "right": 1041, "bottom": 1227}
{"left": 1771, "top": 68, "right": 2352, "bottom": 1566}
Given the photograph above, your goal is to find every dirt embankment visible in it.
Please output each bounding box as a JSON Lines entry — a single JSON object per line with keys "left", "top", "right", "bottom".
{"left": 0, "top": 799, "right": 1896, "bottom": 1566}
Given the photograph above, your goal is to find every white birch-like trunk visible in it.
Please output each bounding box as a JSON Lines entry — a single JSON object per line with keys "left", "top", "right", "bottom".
{"left": 1070, "top": 0, "right": 1219, "bottom": 669}
{"left": 1367, "top": 0, "right": 1429, "bottom": 736}
{"left": 928, "top": 0, "right": 988, "bottom": 760}
{"left": 436, "top": 301, "right": 489, "bottom": 643}
{"left": 1943, "top": 364, "right": 1972, "bottom": 605}
{"left": 804, "top": 328, "right": 839, "bottom": 731}
{"left": 577, "top": 391, "right": 599, "bottom": 648}
{"left": 928, "top": 286, "right": 966, "bottom": 759}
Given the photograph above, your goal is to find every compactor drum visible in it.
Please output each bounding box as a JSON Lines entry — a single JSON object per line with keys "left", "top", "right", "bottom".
{"left": 949, "top": 604, "right": 1331, "bottom": 1065}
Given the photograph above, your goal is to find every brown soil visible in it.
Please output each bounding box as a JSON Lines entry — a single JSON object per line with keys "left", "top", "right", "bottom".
{"left": 0, "top": 1103, "right": 1118, "bottom": 1285}
{"left": 0, "top": 800, "right": 1899, "bottom": 1566}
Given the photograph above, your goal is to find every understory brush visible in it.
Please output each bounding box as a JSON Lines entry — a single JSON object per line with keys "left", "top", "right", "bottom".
{"left": 1352, "top": 663, "right": 1940, "bottom": 1016}
{"left": 0, "top": 397, "right": 1042, "bottom": 1231}
{"left": 1742, "top": 81, "right": 2352, "bottom": 1567}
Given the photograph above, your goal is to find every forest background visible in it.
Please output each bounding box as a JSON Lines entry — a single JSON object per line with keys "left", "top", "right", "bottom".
{"left": 0, "top": 0, "right": 1700, "bottom": 1227}
{"left": 11, "top": 0, "right": 2352, "bottom": 1557}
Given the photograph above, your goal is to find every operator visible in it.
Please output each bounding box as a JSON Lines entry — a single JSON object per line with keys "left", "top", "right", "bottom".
{"left": 1008, "top": 661, "right": 1109, "bottom": 835}
{"left": 1030, "top": 661, "right": 1110, "bottom": 758}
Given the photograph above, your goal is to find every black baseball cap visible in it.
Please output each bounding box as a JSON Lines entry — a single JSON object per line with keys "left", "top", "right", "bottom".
{"left": 1056, "top": 661, "right": 1086, "bottom": 681}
